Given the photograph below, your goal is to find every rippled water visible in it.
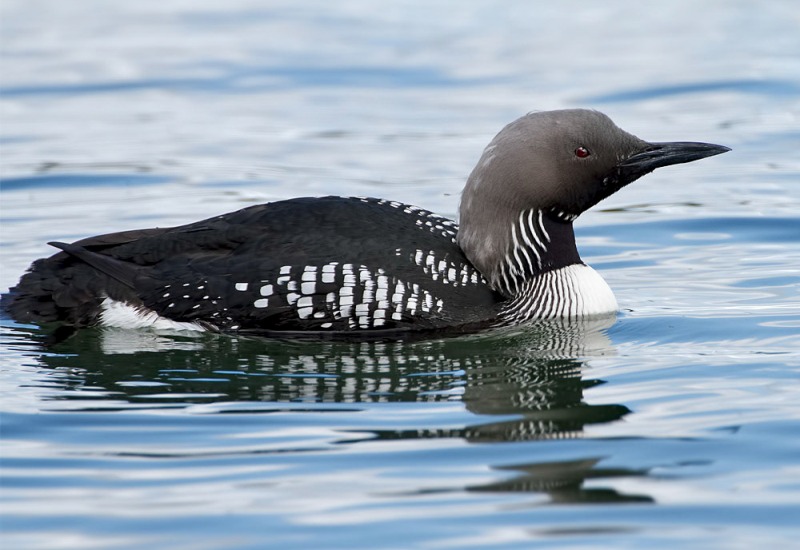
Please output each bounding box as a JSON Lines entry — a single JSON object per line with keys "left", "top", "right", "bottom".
{"left": 2, "top": 1, "right": 799, "bottom": 548}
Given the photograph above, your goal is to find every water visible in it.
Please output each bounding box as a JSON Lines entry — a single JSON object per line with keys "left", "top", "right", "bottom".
{"left": 2, "top": 1, "right": 799, "bottom": 548}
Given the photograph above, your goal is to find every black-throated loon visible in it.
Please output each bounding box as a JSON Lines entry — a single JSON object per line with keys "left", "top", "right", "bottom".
{"left": 2, "top": 109, "right": 729, "bottom": 339}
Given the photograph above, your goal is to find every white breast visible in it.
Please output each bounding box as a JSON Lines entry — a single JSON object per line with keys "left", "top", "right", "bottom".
{"left": 500, "top": 263, "right": 618, "bottom": 323}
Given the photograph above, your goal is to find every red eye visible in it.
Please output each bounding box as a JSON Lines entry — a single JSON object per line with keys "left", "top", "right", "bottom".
{"left": 574, "top": 146, "right": 591, "bottom": 158}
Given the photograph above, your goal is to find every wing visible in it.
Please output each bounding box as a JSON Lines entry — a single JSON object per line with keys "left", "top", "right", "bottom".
{"left": 8, "top": 197, "right": 503, "bottom": 335}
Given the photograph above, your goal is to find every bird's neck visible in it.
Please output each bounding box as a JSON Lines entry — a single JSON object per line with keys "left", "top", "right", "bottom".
{"left": 458, "top": 207, "right": 620, "bottom": 322}
{"left": 459, "top": 207, "right": 583, "bottom": 298}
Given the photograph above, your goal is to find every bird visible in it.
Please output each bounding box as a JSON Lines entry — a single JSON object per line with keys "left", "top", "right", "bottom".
{"left": 1, "top": 109, "right": 730, "bottom": 340}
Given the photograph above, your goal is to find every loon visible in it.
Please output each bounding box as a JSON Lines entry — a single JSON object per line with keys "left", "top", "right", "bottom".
{"left": 2, "top": 109, "right": 729, "bottom": 339}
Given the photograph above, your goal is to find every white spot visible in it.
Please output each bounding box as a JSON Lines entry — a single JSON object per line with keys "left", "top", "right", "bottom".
{"left": 355, "top": 303, "right": 370, "bottom": 315}
{"left": 340, "top": 287, "right": 353, "bottom": 297}
{"left": 162, "top": 292, "right": 170, "bottom": 298}
{"left": 254, "top": 298, "right": 269, "bottom": 308}
{"left": 302, "top": 269, "right": 317, "bottom": 282}
{"left": 343, "top": 274, "right": 356, "bottom": 285}
{"left": 301, "top": 282, "right": 316, "bottom": 295}
{"left": 321, "top": 322, "right": 333, "bottom": 328}
{"left": 414, "top": 250, "right": 423, "bottom": 265}
{"left": 286, "top": 292, "right": 300, "bottom": 306}
{"left": 297, "top": 307, "right": 313, "bottom": 319}
{"left": 287, "top": 281, "right": 298, "bottom": 291}
{"left": 374, "top": 318, "right": 385, "bottom": 327}
{"left": 376, "top": 288, "right": 388, "bottom": 301}
{"left": 339, "top": 295, "right": 354, "bottom": 307}
{"left": 313, "top": 312, "right": 326, "bottom": 319}
{"left": 280, "top": 266, "right": 291, "bottom": 275}
{"left": 447, "top": 268, "right": 457, "bottom": 281}
{"left": 322, "top": 271, "right": 335, "bottom": 283}
{"left": 297, "top": 296, "right": 313, "bottom": 309}
{"left": 277, "top": 275, "right": 290, "bottom": 285}
{"left": 260, "top": 284, "right": 274, "bottom": 296}
{"left": 392, "top": 311, "right": 403, "bottom": 321}
{"left": 374, "top": 309, "right": 386, "bottom": 319}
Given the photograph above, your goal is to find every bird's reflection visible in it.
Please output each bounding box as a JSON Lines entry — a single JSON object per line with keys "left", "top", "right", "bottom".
{"left": 6, "top": 316, "right": 648, "bottom": 503}
{"left": 13, "top": 317, "right": 627, "bottom": 426}
{"left": 469, "top": 458, "right": 653, "bottom": 504}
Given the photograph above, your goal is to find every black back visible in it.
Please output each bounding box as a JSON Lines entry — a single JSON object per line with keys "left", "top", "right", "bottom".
{"left": 3, "top": 197, "right": 504, "bottom": 337}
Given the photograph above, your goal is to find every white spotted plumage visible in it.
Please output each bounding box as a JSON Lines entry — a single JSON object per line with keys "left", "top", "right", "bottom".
{"left": 221, "top": 232, "right": 472, "bottom": 329}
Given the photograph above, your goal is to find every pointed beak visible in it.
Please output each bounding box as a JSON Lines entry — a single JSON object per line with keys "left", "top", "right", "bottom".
{"left": 618, "top": 141, "right": 731, "bottom": 181}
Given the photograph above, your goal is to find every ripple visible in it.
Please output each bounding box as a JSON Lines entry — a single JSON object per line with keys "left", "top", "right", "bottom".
{"left": 584, "top": 79, "right": 800, "bottom": 103}
{"left": 0, "top": 173, "right": 173, "bottom": 191}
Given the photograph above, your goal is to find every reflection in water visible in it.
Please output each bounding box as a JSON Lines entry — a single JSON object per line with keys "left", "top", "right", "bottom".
{"left": 13, "top": 317, "right": 628, "bottom": 437}
{"left": 470, "top": 459, "right": 653, "bottom": 505}
{"left": 12, "top": 317, "right": 633, "bottom": 441}
{"left": 6, "top": 316, "right": 644, "bottom": 504}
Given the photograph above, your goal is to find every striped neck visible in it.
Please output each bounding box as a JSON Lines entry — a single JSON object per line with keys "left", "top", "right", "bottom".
{"left": 481, "top": 208, "right": 618, "bottom": 322}
{"left": 490, "top": 209, "right": 581, "bottom": 297}
{"left": 498, "top": 264, "right": 618, "bottom": 323}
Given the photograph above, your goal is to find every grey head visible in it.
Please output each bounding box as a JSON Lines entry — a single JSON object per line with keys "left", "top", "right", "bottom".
{"left": 458, "top": 109, "right": 730, "bottom": 296}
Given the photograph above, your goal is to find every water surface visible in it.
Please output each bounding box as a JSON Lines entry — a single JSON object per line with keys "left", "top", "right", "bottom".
{"left": 2, "top": 1, "right": 799, "bottom": 548}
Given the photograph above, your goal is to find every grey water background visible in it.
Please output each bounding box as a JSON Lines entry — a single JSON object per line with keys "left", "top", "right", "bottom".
{"left": 1, "top": 1, "right": 799, "bottom": 548}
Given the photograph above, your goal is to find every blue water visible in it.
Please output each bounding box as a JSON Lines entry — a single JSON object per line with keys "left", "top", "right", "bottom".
{"left": 2, "top": 1, "right": 799, "bottom": 548}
